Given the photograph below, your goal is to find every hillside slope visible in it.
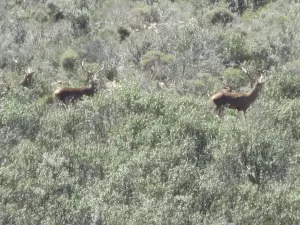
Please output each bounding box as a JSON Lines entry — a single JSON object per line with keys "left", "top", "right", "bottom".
{"left": 1, "top": 0, "right": 300, "bottom": 224}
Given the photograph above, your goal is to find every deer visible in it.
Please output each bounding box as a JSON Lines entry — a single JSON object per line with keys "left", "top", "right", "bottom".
{"left": 54, "top": 60, "right": 103, "bottom": 103}
{"left": 19, "top": 67, "right": 35, "bottom": 88}
{"left": 212, "top": 67, "right": 266, "bottom": 117}
{"left": 12, "top": 57, "right": 35, "bottom": 88}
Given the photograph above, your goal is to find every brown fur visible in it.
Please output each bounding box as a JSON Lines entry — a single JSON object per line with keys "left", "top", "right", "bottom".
{"left": 212, "top": 78, "right": 265, "bottom": 117}
{"left": 54, "top": 82, "right": 97, "bottom": 103}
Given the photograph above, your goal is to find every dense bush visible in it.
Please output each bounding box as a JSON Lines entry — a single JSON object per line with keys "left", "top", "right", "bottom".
{"left": 2, "top": 0, "right": 300, "bottom": 224}
{"left": 60, "top": 49, "right": 79, "bottom": 71}
{"left": 205, "top": 6, "right": 234, "bottom": 25}
{"left": 222, "top": 29, "right": 250, "bottom": 64}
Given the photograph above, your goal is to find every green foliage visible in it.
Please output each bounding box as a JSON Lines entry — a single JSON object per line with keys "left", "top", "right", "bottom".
{"left": 212, "top": 117, "right": 294, "bottom": 185}
{"left": 223, "top": 67, "right": 248, "bottom": 89}
{"left": 2, "top": 0, "right": 300, "bottom": 224}
{"left": 141, "top": 50, "right": 174, "bottom": 80}
{"left": 223, "top": 29, "right": 251, "bottom": 63}
{"left": 142, "top": 51, "right": 174, "bottom": 68}
{"left": 118, "top": 26, "right": 131, "bottom": 42}
{"left": 32, "top": 8, "right": 49, "bottom": 23}
{"left": 46, "top": 2, "right": 64, "bottom": 22}
{"left": 242, "top": 10, "right": 258, "bottom": 22}
{"left": 205, "top": 6, "right": 234, "bottom": 25}
{"left": 60, "top": 49, "right": 79, "bottom": 71}
{"left": 180, "top": 74, "right": 222, "bottom": 96}
{"left": 266, "top": 60, "right": 300, "bottom": 100}
{"left": 99, "top": 25, "right": 118, "bottom": 41}
{"left": 69, "top": 8, "right": 91, "bottom": 36}
{"left": 131, "top": 4, "right": 160, "bottom": 24}
{"left": 105, "top": 66, "right": 118, "bottom": 81}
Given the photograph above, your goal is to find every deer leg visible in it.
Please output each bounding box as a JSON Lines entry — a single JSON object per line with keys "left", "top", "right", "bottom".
{"left": 215, "top": 106, "right": 222, "bottom": 117}
{"left": 220, "top": 106, "right": 225, "bottom": 118}
{"left": 217, "top": 105, "right": 226, "bottom": 118}
{"left": 242, "top": 110, "right": 247, "bottom": 118}
{"left": 214, "top": 106, "right": 219, "bottom": 114}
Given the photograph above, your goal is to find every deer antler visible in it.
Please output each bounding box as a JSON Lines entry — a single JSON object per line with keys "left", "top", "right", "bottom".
{"left": 81, "top": 59, "right": 92, "bottom": 74}
{"left": 241, "top": 66, "right": 255, "bottom": 82}
{"left": 12, "top": 57, "right": 18, "bottom": 64}
{"left": 81, "top": 59, "right": 104, "bottom": 76}
{"left": 241, "top": 65, "right": 257, "bottom": 87}
{"left": 241, "top": 66, "right": 247, "bottom": 74}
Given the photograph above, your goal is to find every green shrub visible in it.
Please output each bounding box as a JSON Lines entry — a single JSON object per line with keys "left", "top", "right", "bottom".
{"left": 141, "top": 51, "right": 174, "bottom": 81}
{"left": 242, "top": 10, "right": 258, "bottom": 23}
{"left": 117, "top": 26, "right": 130, "bottom": 42}
{"left": 211, "top": 116, "right": 295, "bottom": 186}
{"left": 180, "top": 74, "right": 222, "bottom": 96}
{"left": 142, "top": 51, "right": 174, "bottom": 69}
{"left": 223, "top": 29, "right": 251, "bottom": 63}
{"left": 37, "top": 94, "right": 54, "bottom": 106}
{"left": 99, "top": 25, "right": 118, "bottom": 41}
{"left": 46, "top": 2, "right": 64, "bottom": 22}
{"left": 131, "top": 4, "right": 160, "bottom": 24}
{"left": 248, "top": 39, "right": 279, "bottom": 71}
{"left": 70, "top": 8, "right": 91, "bottom": 36}
{"left": 270, "top": 74, "right": 300, "bottom": 100}
{"left": 206, "top": 6, "right": 234, "bottom": 25}
{"left": 32, "top": 9, "right": 49, "bottom": 23}
{"left": 60, "top": 49, "right": 79, "bottom": 71}
{"left": 105, "top": 66, "right": 118, "bottom": 81}
{"left": 223, "top": 67, "right": 249, "bottom": 89}
{"left": 266, "top": 61, "right": 300, "bottom": 100}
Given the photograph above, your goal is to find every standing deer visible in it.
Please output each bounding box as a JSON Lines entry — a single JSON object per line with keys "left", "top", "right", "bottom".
{"left": 54, "top": 60, "right": 102, "bottom": 103}
{"left": 212, "top": 69, "right": 266, "bottom": 117}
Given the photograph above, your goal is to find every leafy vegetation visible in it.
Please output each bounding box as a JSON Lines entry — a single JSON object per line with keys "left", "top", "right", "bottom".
{"left": 1, "top": 0, "right": 300, "bottom": 224}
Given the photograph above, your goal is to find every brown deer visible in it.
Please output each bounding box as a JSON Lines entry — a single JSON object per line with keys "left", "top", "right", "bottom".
{"left": 212, "top": 69, "right": 265, "bottom": 117}
{"left": 54, "top": 60, "right": 102, "bottom": 103}
{"left": 19, "top": 68, "right": 35, "bottom": 88}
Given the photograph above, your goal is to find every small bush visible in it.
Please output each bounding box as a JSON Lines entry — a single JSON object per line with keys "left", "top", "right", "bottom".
{"left": 105, "top": 67, "right": 118, "bottom": 81}
{"left": 141, "top": 51, "right": 174, "bottom": 81}
{"left": 32, "top": 9, "right": 49, "bottom": 23}
{"left": 180, "top": 74, "right": 222, "bottom": 96}
{"left": 37, "top": 94, "right": 54, "bottom": 106}
{"left": 131, "top": 4, "right": 160, "bottom": 24}
{"left": 223, "top": 29, "right": 251, "bottom": 64}
{"left": 46, "top": 2, "right": 64, "bottom": 22}
{"left": 241, "top": 10, "right": 258, "bottom": 22}
{"left": 265, "top": 60, "right": 300, "bottom": 100}
{"left": 206, "top": 7, "right": 234, "bottom": 25}
{"left": 223, "top": 67, "right": 249, "bottom": 89}
{"left": 70, "top": 8, "right": 91, "bottom": 36}
{"left": 98, "top": 26, "right": 118, "bottom": 41}
{"left": 117, "top": 27, "right": 130, "bottom": 42}
{"left": 141, "top": 51, "right": 174, "bottom": 69}
{"left": 60, "top": 49, "right": 79, "bottom": 71}
{"left": 267, "top": 75, "right": 300, "bottom": 100}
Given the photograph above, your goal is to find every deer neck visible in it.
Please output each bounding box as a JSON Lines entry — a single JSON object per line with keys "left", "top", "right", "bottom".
{"left": 247, "top": 83, "right": 260, "bottom": 102}
{"left": 88, "top": 82, "right": 97, "bottom": 93}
